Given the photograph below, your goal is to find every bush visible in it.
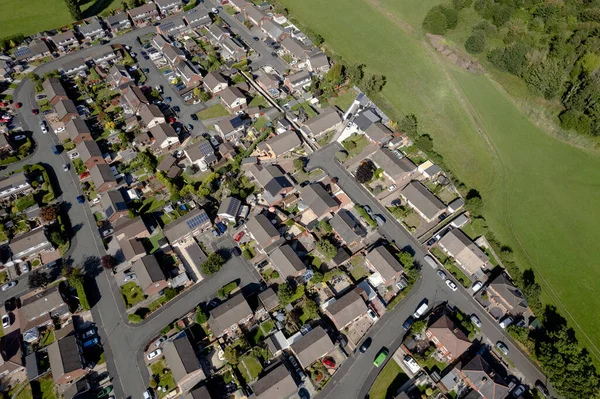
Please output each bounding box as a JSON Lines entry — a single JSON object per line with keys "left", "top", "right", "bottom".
{"left": 441, "top": 6, "right": 458, "bottom": 29}
{"left": 128, "top": 314, "right": 143, "bottom": 323}
{"left": 218, "top": 281, "right": 239, "bottom": 299}
{"left": 163, "top": 287, "right": 177, "bottom": 301}
{"left": 465, "top": 31, "right": 486, "bottom": 54}
{"left": 196, "top": 307, "right": 208, "bottom": 324}
{"left": 423, "top": 6, "right": 448, "bottom": 35}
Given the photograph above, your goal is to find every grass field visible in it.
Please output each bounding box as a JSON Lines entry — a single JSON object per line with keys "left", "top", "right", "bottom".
{"left": 197, "top": 104, "right": 230, "bottom": 120}
{"left": 369, "top": 360, "right": 408, "bottom": 399}
{"left": 280, "top": 0, "right": 600, "bottom": 361}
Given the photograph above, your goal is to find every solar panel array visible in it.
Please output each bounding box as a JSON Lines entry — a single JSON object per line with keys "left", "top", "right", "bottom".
{"left": 14, "top": 47, "right": 32, "bottom": 58}
{"left": 186, "top": 211, "right": 209, "bottom": 230}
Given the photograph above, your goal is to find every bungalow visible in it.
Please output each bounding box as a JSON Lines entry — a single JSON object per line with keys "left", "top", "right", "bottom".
{"left": 217, "top": 196, "right": 241, "bottom": 222}
{"left": 65, "top": 118, "right": 92, "bottom": 144}
{"left": 157, "top": 17, "right": 187, "bottom": 38}
{"left": 447, "top": 198, "right": 465, "bottom": 214}
{"left": 486, "top": 273, "right": 529, "bottom": 318}
{"left": 100, "top": 190, "right": 128, "bottom": 223}
{"left": 10, "top": 227, "right": 52, "bottom": 260}
{"left": 352, "top": 109, "right": 380, "bottom": 133}
{"left": 155, "top": 0, "right": 182, "bottom": 14}
{"left": 370, "top": 149, "right": 416, "bottom": 186}
{"left": 256, "top": 73, "right": 280, "bottom": 93}
{"left": 203, "top": 72, "right": 228, "bottom": 93}
{"left": 132, "top": 254, "right": 168, "bottom": 296}
{"left": 12, "top": 39, "right": 50, "bottom": 62}
{"left": 114, "top": 216, "right": 149, "bottom": 241}
{"left": 90, "top": 163, "right": 117, "bottom": 193}
{"left": 245, "top": 213, "right": 280, "bottom": 252}
{"left": 302, "top": 107, "right": 342, "bottom": 137}
{"left": 246, "top": 164, "right": 294, "bottom": 205}
{"left": 219, "top": 86, "right": 247, "bottom": 112}
{"left": 122, "top": 86, "right": 149, "bottom": 114}
{"left": 220, "top": 38, "right": 246, "bottom": 61}
{"left": 257, "top": 130, "right": 301, "bottom": 159}
{"left": 174, "top": 60, "right": 202, "bottom": 88}
{"left": 76, "top": 140, "right": 105, "bottom": 170}
{"left": 0, "top": 172, "right": 32, "bottom": 199}
{"left": 42, "top": 78, "right": 68, "bottom": 105}
{"left": 307, "top": 51, "right": 330, "bottom": 73}
{"left": 208, "top": 293, "right": 253, "bottom": 337}
{"left": 47, "top": 332, "right": 87, "bottom": 384}
{"left": 290, "top": 326, "right": 335, "bottom": 369}
{"left": 299, "top": 183, "right": 339, "bottom": 219}
{"left": 245, "top": 5, "right": 270, "bottom": 26}
{"left": 183, "top": 6, "right": 211, "bottom": 30}
{"left": 269, "top": 244, "right": 306, "bottom": 280}
{"left": 280, "top": 37, "right": 310, "bottom": 61}
{"left": 284, "top": 70, "right": 311, "bottom": 93}
{"left": 184, "top": 138, "right": 215, "bottom": 167}
{"left": 51, "top": 31, "right": 78, "bottom": 51}
{"left": 325, "top": 288, "right": 369, "bottom": 330}
{"left": 139, "top": 103, "right": 166, "bottom": 129}
{"left": 150, "top": 123, "right": 179, "bottom": 150}
{"left": 107, "top": 65, "right": 133, "bottom": 88}
{"left": 164, "top": 208, "right": 212, "bottom": 245}
{"left": 438, "top": 229, "right": 489, "bottom": 281}
{"left": 163, "top": 332, "right": 206, "bottom": 393}
{"left": 251, "top": 364, "right": 298, "bottom": 399}
{"left": 206, "top": 24, "right": 230, "bottom": 44}
{"left": 91, "top": 46, "right": 117, "bottom": 66}
{"left": 128, "top": 3, "right": 159, "bottom": 26}
{"left": 261, "top": 20, "right": 288, "bottom": 42}
{"left": 426, "top": 314, "right": 471, "bottom": 362}
{"left": 258, "top": 287, "right": 279, "bottom": 312}
{"left": 329, "top": 209, "right": 366, "bottom": 247}
{"left": 400, "top": 181, "right": 446, "bottom": 223}
{"left": 365, "top": 246, "right": 404, "bottom": 286}
{"left": 365, "top": 123, "right": 393, "bottom": 145}
{"left": 215, "top": 115, "right": 250, "bottom": 141}
{"left": 105, "top": 12, "right": 132, "bottom": 33}
{"left": 78, "top": 18, "right": 106, "bottom": 42}
{"left": 19, "top": 286, "right": 68, "bottom": 330}
{"left": 163, "top": 43, "right": 186, "bottom": 66}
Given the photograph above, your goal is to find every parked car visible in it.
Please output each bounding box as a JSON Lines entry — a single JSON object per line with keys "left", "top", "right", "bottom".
{"left": 471, "top": 281, "right": 483, "bottom": 293}
{"left": 54, "top": 126, "right": 65, "bottom": 133}
{"left": 387, "top": 184, "right": 397, "bottom": 191}
{"left": 147, "top": 349, "right": 162, "bottom": 361}
{"left": 363, "top": 205, "right": 373, "bottom": 216}
{"left": 21, "top": 263, "right": 29, "bottom": 273}
{"left": 232, "top": 247, "right": 242, "bottom": 256}
{"left": 367, "top": 309, "right": 379, "bottom": 322}
{"left": 446, "top": 280, "right": 458, "bottom": 291}
{"left": 359, "top": 337, "right": 372, "bottom": 353}
{"left": 234, "top": 231, "right": 245, "bottom": 242}
{"left": 69, "top": 152, "right": 79, "bottom": 159}
{"left": 154, "top": 336, "right": 167, "bottom": 347}
{"left": 81, "top": 328, "right": 96, "bottom": 339}
{"left": 373, "top": 214, "right": 385, "bottom": 226}
{"left": 123, "top": 273, "right": 136, "bottom": 283}
{"left": 403, "top": 355, "right": 421, "bottom": 373}
{"left": 499, "top": 315, "right": 514, "bottom": 329}
{"left": 470, "top": 314, "right": 482, "bottom": 328}
{"left": 40, "top": 122, "right": 48, "bottom": 134}
{"left": 423, "top": 254, "right": 437, "bottom": 268}
{"left": 210, "top": 136, "right": 219, "bottom": 147}
{"left": 165, "top": 97, "right": 171, "bottom": 103}
{"left": 512, "top": 385, "right": 526, "bottom": 397}
{"left": 2, "top": 314, "right": 10, "bottom": 328}
{"left": 322, "top": 357, "right": 336, "bottom": 368}
{"left": 402, "top": 316, "right": 414, "bottom": 330}
{"left": 63, "top": 163, "right": 70, "bottom": 172}
{"left": 187, "top": 123, "right": 194, "bottom": 131}
{"left": 190, "top": 114, "right": 198, "bottom": 121}
{"left": 495, "top": 341, "right": 509, "bottom": 356}
{"left": 77, "top": 195, "right": 85, "bottom": 204}
{"left": 32, "top": 108, "right": 39, "bottom": 115}
{"left": 437, "top": 270, "right": 447, "bottom": 280}
{"left": 4, "top": 297, "right": 16, "bottom": 312}
{"left": 535, "top": 380, "right": 550, "bottom": 397}
{"left": 1, "top": 281, "right": 16, "bottom": 291}
{"left": 172, "top": 106, "right": 180, "bottom": 113}
{"left": 52, "top": 146, "right": 60, "bottom": 155}
{"left": 143, "top": 390, "right": 154, "bottom": 399}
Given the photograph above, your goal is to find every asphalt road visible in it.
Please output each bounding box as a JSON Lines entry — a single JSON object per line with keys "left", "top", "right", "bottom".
{"left": 308, "top": 143, "right": 549, "bottom": 398}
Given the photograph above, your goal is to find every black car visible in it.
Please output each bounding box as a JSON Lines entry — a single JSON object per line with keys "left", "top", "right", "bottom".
{"left": 4, "top": 297, "right": 16, "bottom": 312}
{"left": 535, "top": 380, "right": 550, "bottom": 397}
{"left": 190, "top": 114, "right": 198, "bottom": 121}
{"left": 253, "top": 36, "right": 259, "bottom": 41}
{"left": 172, "top": 106, "right": 180, "bottom": 113}
{"left": 232, "top": 247, "right": 242, "bottom": 256}
{"left": 402, "top": 316, "right": 414, "bottom": 330}
{"left": 359, "top": 337, "right": 372, "bottom": 353}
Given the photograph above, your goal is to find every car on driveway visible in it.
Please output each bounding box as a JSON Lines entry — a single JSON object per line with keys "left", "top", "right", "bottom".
{"left": 387, "top": 184, "right": 397, "bottom": 191}
{"left": 495, "top": 341, "right": 509, "bottom": 356}
{"left": 123, "top": 273, "right": 136, "bottom": 282}
{"left": 535, "top": 380, "right": 550, "bottom": 397}
{"left": 154, "top": 336, "right": 167, "bottom": 347}
{"left": 83, "top": 337, "right": 99, "bottom": 347}
{"left": 4, "top": 297, "right": 16, "bottom": 312}
{"left": 209, "top": 136, "right": 219, "bottom": 147}
{"left": 512, "top": 385, "right": 526, "bottom": 397}
{"left": 54, "top": 126, "right": 65, "bottom": 133}
{"left": 147, "top": 349, "right": 162, "bottom": 361}
{"left": 470, "top": 314, "right": 482, "bottom": 328}
{"left": 1, "top": 281, "right": 16, "bottom": 291}
{"left": 322, "top": 357, "right": 336, "bottom": 368}
{"left": 69, "top": 152, "right": 79, "bottom": 159}
{"left": 436, "top": 270, "right": 447, "bottom": 280}
{"left": 234, "top": 231, "right": 245, "bottom": 242}
{"left": 2, "top": 314, "right": 10, "bottom": 328}
{"left": 172, "top": 106, "right": 180, "bottom": 113}
{"left": 471, "top": 281, "right": 483, "bottom": 293}
{"left": 21, "top": 263, "right": 29, "bottom": 273}
{"left": 81, "top": 328, "right": 96, "bottom": 339}
{"left": 446, "top": 280, "right": 458, "bottom": 291}
{"left": 232, "top": 247, "right": 242, "bottom": 256}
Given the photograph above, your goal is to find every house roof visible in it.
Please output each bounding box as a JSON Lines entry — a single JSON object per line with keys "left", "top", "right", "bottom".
{"left": 308, "top": 51, "right": 329, "bottom": 70}
{"left": 52, "top": 30, "right": 76, "bottom": 43}
{"left": 185, "top": 138, "right": 214, "bottom": 162}
{"left": 106, "top": 12, "right": 129, "bottom": 25}
{"left": 245, "top": 4, "right": 269, "bottom": 23}
{"left": 219, "top": 141, "right": 236, "bottom": 156}
{"left": 325, "top": 288, "right": 368, "bottom": 329}
{"left": 129, "top": 2, "right": 158, "bottom": 17}
{"left": 290, "top": 326, "right": 334, "bottom": 369}
{"left": 9, "top": 227, "right": 50, "bottom": 258}
{"left": 262, "top": 20, "right": 285, "bottom": 40}
{"left": 184, "top": 6, "right": 211, "bottom": 25}
{"left": 79, "top": 19, "right": 103, "bottom": 35}
{"left": 203, "top": 71, "right": 227, "bottom": 91}
{"left": 217, "top": 196, "right": 241, "bottom": 218}
{"left": 123, "top": 86, "right": 149, "bottom": 108}
{"left": 252, "top": 364, "right": 297, "bottom": 399}
{"left": 269, "top": 244, "right": 306, "bottom": 279}
{"left": 438, "top": 229, "right": 489, "bottom": 276}
{"left": 0, "top": 172, "right": 28, "bottom": 194}
{"left": 118, "top": 237, "right": 146, "bottom": 261}
{"left": 329, "top": 209, "right": 366, "bottom": 245}
{"left": 133, "top": 254, "right": 166, "bottom": 290}
{"left": 460, "top": 355, "right": 510, "bottom": 399}
{"left": 13, "top": 39, "right": 49, "bottom": 61}
{"left": 256, "top": 73, "right": 280, "bottom": 89}
{"left": 258, "top": 287, "right": 279, "bottom": 311}
{"left": 370, "top": 149, "right": 416, "bottom": 182}
{"left": 354, "top": 109, "right": 380, "bottom": 131}
{"left": 163, "top": 332, "right": 203, "bottom": 383}
{"left": 305, "top": 107, "right": 342, "bottom": 135}
{"left": 220, "top": 86, "right": 245, "bottom": 108}
{"left": 400, "top": 181, "right": 445, "bottom": 220}
{"left": 428, "top": 314, "right": 471, "bottom": 359}
{"left": 65, "top": 118, "right": 91, "bottom": 141}
{"left": 247, "top": 164, "right": 293, "bottom": 197}
{"left": 365, "top": 123, "right": 393, "bottom": 144}
{"left": 42, "top": 78, "right": 67, "bottom": 100}
{"left": 90, "top": 163, "right": 116, "bottom": 188}
{"left": 139, "top": 103, "right": 165, "bottom": 125}
{"left": 264, "top": 130, "right": 301, "bottom": 157}
{"left": 76, "top": 139, "right": 103, "bottom": 162}
{"left": 163, "top": 43, "right": 186, "bottom": 63}
{"left": 300, "top": 183, "right": 338, "bottom": 217}
{"left": 208, "top": 24, "right": 228, "bottom": 41}
{"left": 156, "top": 0, "right": 182, "bottom": 8}
{"left": 91, "top": 45, "right": 115, "bottom": 60}
{"left": 149, "top": 123, "right": 178, "bottom": 145}
{"left": 281, "top": 37, "right": 310, "bottom": 59}
{"left": 19, "top": 285, "right": 64, "bottom": 323}
{"left": 47, "top": 334, "right": 82, "bottom": 382}
{"left": 366, "top": 246, "right": 404, "bottom": 283}
{"left": 164, "top": 208, "right": 211, "bottom": 243}
{"left": 286, "top": 70, "right": 311, "bottom": 86}
{"left": 488, "top": 274, "right": 528, "bottom": 312}
{"left": 55, "top": 99, "right": 77, "bottom": 119}
{"left": 61, "top": 58, "right": 88, "bottom": 73}
{"left": 185, "top": 386, "right": 213, "bottom": 399}
{"left": 208, "top": 293, "right": 253, "bottom": 336}
{"left": 114, "top": 215, "right": 148, "bottom": 238}
{"left": 246, "top": 213, "right": 279, "bottom": 248}
{"left": 157, "top": 155, "right": 177, "bottom": 172}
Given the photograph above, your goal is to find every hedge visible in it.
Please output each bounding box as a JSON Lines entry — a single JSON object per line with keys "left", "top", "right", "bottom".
{"left": 73, "top": 280, "right": 90, "bottom": 310}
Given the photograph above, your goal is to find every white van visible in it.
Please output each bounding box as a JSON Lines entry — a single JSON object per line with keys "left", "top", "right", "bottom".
{"left": 424, "top": 254, "right": 438, "bottom": 269}
{"left": 413, "top": 300, "right": 429, "bottom": 319}
{"left": 471, "top": 281, "right": 483, "bottom": 293}
{"left": 403, "top": 356, "right": 421, "bottom": 373}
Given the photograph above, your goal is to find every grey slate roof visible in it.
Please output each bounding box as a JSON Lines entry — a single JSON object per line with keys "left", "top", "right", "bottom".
{"left": 203, "top": 71, "right": 227, "bottom": 92}
{"left": 264, "top": 130, "right": 301, "bottom": 157}
{"left": 245, "top": 213, "right": 279, "bottom": 248}
{"left": 65, "top": 118, "right": 91, "bottom": 141}
{"left": 290, "top": 326, "right": 334, "bottom": 369}
{"left": 157, "top": 155, "right": 177, "bottom": 172}
{"left": 217, "top": 196, "right": 241, "bottom": 219}
{"left": 185, "top": 386, "right": 213, "bottom": 399}
{"left": 90, "top": 163, "right": 116, "bottom": 188}
{"left": 400, "top": 181, "right": 445, "bottom": 220}
{"left": 261, "top": 20, "right": 286, "bottom": 40}
{"left": 460, "top": 355, "right": 510, "bottom": 399}
{"left": 101, "top": 190, "right": 127, "bottom": 218}
{"left": 251, "top": 364, "right": 297, "bottom": 399}
{"left": 185, "top": 138, "right": 215, "bottom": 162}
{"left": 132, "top": 254, "right": 166, "bottom": 290}
{"left": 76, "top": 139, "right": 103, "bottom": 162}
{"left": 329, "top": 209, "right": 366, "bottom": 245}
{"left": 42, "top": 78, "right": 67, "bottom": 100}
{"left": 219, "top": 86, "right": 245, "bottom": 108}
{"left": 269, "top": 244, "right": 306, "bottom": 279}
{"left": 366, "top": 246, "right": 404, "bottom": 283}
{"left": 164, "top": 208, "right": 211, "bottom": 243}
{"left": 438, "top": 229, "right": 489, "bottom": 276}
{"left": 9, "top": 227, "right": 50, "bottom": 258}
{"left": 304, "top": 107, "right": 342, "bottom": 135}
{"left": 163, "top": 332, "right": 202, "bottom": 383}
{"left": 20, "top": 286, "right": 64, "bottom": 324}
{"left": 247, "top": 164, "right": 293, "bottom": 197}
{"left": 488, "top": 273, "right": 528, "bottom": 312}
{"left": 258, "top": 287, "right": 279, "bottom": 311}
{"left": 326, "top": 288, "right": 368, "bottom": 329}
{"left": 281, "top": 37, "right": 310, "bottom": 59}
{"left": 208, "top": 293, "right": 253, "bottom": 336}
{"left": 370, "top": 149, "right": 416, "bottom": 182}
{"left": 47, "top": 334, "right": 82, "bottom": 382}
{"left": 365, "top": 122, "right": 393, "bottom": 144}
{"left": 300, "top": 183, "right": 338, "bottom": 217}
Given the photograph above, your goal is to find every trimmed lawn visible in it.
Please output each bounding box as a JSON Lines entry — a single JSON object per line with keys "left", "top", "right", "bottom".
{"left": 248, "top": 95, "right": 268, "bottom": 108}
{"left": 328, "top": 88, "right": 358, "bottom": 111}
{"left": 148, "top": 231, "right": 165, "bottom": 253}
{"left": 292, "top": 102, "right": 318, "bottom": 118}
{"left": 37, "top": 376, "right": 58, "bottom": 399}
{"left": 120, "top": 282, "right": 146, "bottom": 308}
{"left": 238, "top": 355, "right": 263, "bottom": 383}
{"left": 150, "top": 360, "right": 176, "bottom": 398}
{"left": 369, "top": 360, "right": 409, "bottom": 399}
{"left": 342, "top": 133, "right": 370, "bottom": 159}
{"left": 197, "top": 104, "right": 230, "bottom": 120}
{"left": 350, "top": 265, "right": 367, "bottom": 281}
{"left": 40, "top": 329, "right": 55, "bottom": 347}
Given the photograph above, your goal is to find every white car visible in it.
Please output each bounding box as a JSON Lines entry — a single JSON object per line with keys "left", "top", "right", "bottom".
{"left": 471, "top": 281, "right": 483, "bottom": 293}
{"left": 367, "top": 309, "right": 378, "bottom": 322}
{"left": 69, "top": 152, "right": 79, "bottom": 159}
{"left": 446, "top": 280, "right": 458, "bottom": 291}
{"left": 211, "top": 7, "right": 219, "bottom": 13}
{"left": 1, "top": 281, "right": 16, "bottom": 291}
{"left": 496, "top": 341, "right": 509, "bottom": 356}
{"left": 123, "top": 273, "right": 136, "bottom": 282}
{"left": 54, "top": 126, "right": 65, "bottom": 133}
{"left": 147, "top": 349, "right": 162, "bottom": 361}
{"left": 387, "top": 184, "right": 397, "bottom": 191}
{"left": 102, "top": 229, "right": 114, "bottom": 237}
{"left": 40, "top": 123, "right": 48, "bottom": 134}
{"left": 210, "top": 136, "right": 219, "bottom": 147}
{"left": 1, "top": 314, "right": 9, "bottom": 328}
{"left": 21, "top": 263, "right": 29, "bottom": 273}
{"left": 63, "top": 163, "right": 70, "bottom": 172}
{"left": 154, "top": 336, "right": 167, "bottom": 347}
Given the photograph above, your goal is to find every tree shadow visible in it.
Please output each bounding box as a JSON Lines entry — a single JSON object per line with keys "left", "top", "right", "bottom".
{"left": 82, "top": 255, "right": 101, "bottom": 277}
{"left": 542, "top": 305, "right": 567, "bottom": 333}
{"left": 82, "top": 0, "right": 117, "bottom": 19}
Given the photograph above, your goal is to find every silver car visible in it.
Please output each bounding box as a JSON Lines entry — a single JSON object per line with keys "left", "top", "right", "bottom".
{"left": 470, "top": 314, "right": 482, "bottom": 328}
{"left": 496, "top": 341, "right": 509, "bottom": 356}
{"left": 123, "top": 273, "right": 136, "bottom": 282}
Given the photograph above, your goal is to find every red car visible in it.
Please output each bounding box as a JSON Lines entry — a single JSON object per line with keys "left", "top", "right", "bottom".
{"left": 322, "top": 357, "right": 336, "bottom": 368}
{"left": 14, "top": 102, "right": 21, "bottom": 109}
{"left": 31, "top": 108, "right": 39, "bottom": 115}
{"left": 234, "top": 231, "right": 245, "bottom": 242}
{"left": 0, "top": 101, "right": 9, "bottom": 107}
{"left": 169, "top": 116, "right": 176, "bottom": 123}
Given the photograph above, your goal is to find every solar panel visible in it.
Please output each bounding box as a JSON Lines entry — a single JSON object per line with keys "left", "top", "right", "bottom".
{"left": 14, "top": 47, "right": 31, "bottom": 58}
{"left": 115, "top": 202, "right": 128, "bottom": 211}
{"left": 186, "top": 212, "right": 209, "bottom": 229}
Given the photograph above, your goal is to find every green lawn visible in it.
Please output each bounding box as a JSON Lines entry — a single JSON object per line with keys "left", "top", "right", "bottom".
{"left": 280, "top": 0, "right": 600, "bottom": 361}
{"left": 120, "top": 282, "right": 146, "bottom": 308}
{"left": 350, "top": 265, "right": 367, "bottom": 281}
{"left": 369, "top": 360, "right": 409, "bottom": 399}
{"left": 40, "top": 329, "right": 55, "bottom": 347}
{"left": 248, "top": 95, "right": 268, "bottom": 108}
{"left": 238, "top": 355, "right": 263, "bottom": 384}
{"left": 328, "top": 88, "right": 358, "bottom": 112}
{"left": 150, "top": 360, "right": 176, "bottom": 398}
{"left": 38, "top": 376, "right": 58, "bottom": 399}
{"left": 197, "top": 104, "right": 230, "bottom": 120}
{"left": 148, "top": 231, "right": 165, "bottom": 253}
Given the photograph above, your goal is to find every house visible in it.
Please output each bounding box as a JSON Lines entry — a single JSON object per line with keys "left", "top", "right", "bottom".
{"left": 217, "top": 196, "right": 241, "bottom": 222}
{"left": 174, "top": 60, "right": 202, "bottom": 88}
{"left": 105, "top": 12, "right": 132, "bottom": 32}
{"left": 447, "top": 198, "right": 465, "bottom": 214}
{"left": 208, "top": 293, "right": 253, "bottom": 337}
{"left": 78, "top": 18, "right": 106, "bottom": 41}
{"left": 150, "top": 123, "right": 179, "bottom": 150}
{"left": 18, "top": 286, "right": 68, "bottom": 330}
{"left": 157, "top": 155, "right": 182, "bottom": 179}
{"left": 302, "top": 107, "right": 342, "bottom": 137}
{"left": 122, "top": 86, "right": 149, "bottom": 114}
{"left": 42, "top": 78, "right": 68, "bottom": 105}
{"left": 352, "top": 109, "right": 380, "bottom": 133}
{"left": 438, "top": 229, "right": 489, "bottom": 281}
{"left": 0, "top": 57, "right": 14, "bottom": 82}
{"left": 290, "top": 326, "right": 335, "bottom": 369}
{"left": 456, "top": 355, "right": 510, "bottom": 399}
{"left": 365, "top": 246, "right": 404, "bottom": 286}
{"left": 245, "top": 213, "right": 280, "bottom": 251}
{"left": 215, "top": 115, "right": 250, "bottom": 141}
{"left": 54, "top": 99, "right": 78, "bottom": 123}
{"left": 163, "top": 43, "right": 186, "bottom": 66}
{"left": 152, "top": 34, "right": 169, "bottom": 52}
{"left": 139, "top": 103, "right": 166, "bottom": 128}
{"left": 134, "top": 132, "right": 153, "bottom": 148}
{"left": 158, "top": 17, "right": 187, "bottom": 37}
{"left": 128, "top": 3, "right": 159, "bottom": 26}
{"left": 251, "top": 364, "right": 297, "bottom": 399}
{"left": 370, "top": 149, "right": 416, "bottom": 185}
{"left": 163, "top": 332, "right": 206, "bottom": 393}
{"left": 51, "top": 31, "right": 78, "bottom": 50}
{"left": 281, "top": 37, "right": 310, "bottom": 61}
{"left": 221, "top": 38, "right": 246, "bottom": 61}
{"left": 107, "top": 65, "right": 133, "bottom": 88}
{"left": 13, "top": 39, "right": 51, "bottom": 62}
{"left": 203, "top": 72, "right": 228, "bottom": 93}
{"left": 486, "top": 273, "right": 528, "bottom": 318}
{"left": 65, "top": 118, "right": 92, "bottom": 144}
{"left": 258, "top": 287, "right": 279, "bottom": 312}
{"left": 1, "top": 330, "right": 25, "bottom": 380}
{"left": 257, "top": 130, "right": 301, "bottom": 159}
{"left": 114, "top": 216, "right": 149, "bottom": 241}
{"left": 261, "top": 20, "right": 288, "bottom": 42}
{"left": 10, "top": 227, "right": 52, "bottom": 260}
{"left": 47, "top": 333, "right": 86, "bottom": 384}
{"left": 183, "top": 6, "right": 211, "bottom": 29}
{"left": 0, "top": 133, "right": 13, "bottom": 154}
{"left": 61, "top": 378, "right": 91, "bottom": 399}
{"left": 269, "top": 244, "right": 306, "bottom": 280}
{"left": 365, "top": 123, "right": 393, "bottom": 145}
{"left": 284, "top": 70, "right": 311, "bottom": 93}
{"left": 100, "top": 190, "right": 128, "bottom": 223}
{"left": 257, "top": 73, "right": 280, "bottom": 93}
{"left": 90, "top": 163, "right": 117, "bottom": 192}
{"left": 132, "top": 254, "right": 168, "bottom": 296}
{"left": 219, "top": 86, "right": 247, "bottom": 112}
{"left": 184, "top": 138, "right": 214, "bottom": 166}
{"left": 418, "top": 160, "right": 442, "bottom": 179}
{"left": 185, "top": 386, "right": 213, "bottom": 399}
{"left": 426, "top": 314, "right": 471, "bottom": 362}
{"left": 307, "top": 51, "right": 330, "bottom": 73}
{"left": 245, "top": 4, "right": 269, "bottom": 25}
{"left": 91, "top": 46, "right": 117, "bottom": 66}
{"left": 299, "top": 183, "right": 339, "bottom": 219}
{"left": 325, "top": 288, "right": 369, "bottom": 330}
{"left": 0, "top": 172, "right": 32, "bottom": 199}
{"left": 400, "top": 181, "right": 446, "bottom": 223}
{"left": 246, "top": 164, "right": 294, "bottom": 205}
{"left": 206, "top": 24, "right": 230, "bottom": 44}
{"left": 164, "top": 208, "right": 212, "bottom": 245}
{"left": 156, "top": 0, "right": 182, "bottom": 14}
{"left": 60, "top": 58, "right": 89, "bottom": 77}
{"left": 219, "top": 142, "right": 236, "bottom": 160}
{"left": 76, "top": 140, "right": 104, "bottom": 170}
{"left": 229, "top": 0, "right": 249, "bottom": 12}
{"left": 329, "top": 209, "right": 366, "bottom": 246}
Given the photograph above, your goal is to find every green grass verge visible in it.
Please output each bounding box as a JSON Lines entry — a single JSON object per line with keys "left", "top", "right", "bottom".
{"left": 197, "top": 104, "right": 230, "bottom": 120}
{"left": 369, "top": 360, "right": 408, "bottom": 399}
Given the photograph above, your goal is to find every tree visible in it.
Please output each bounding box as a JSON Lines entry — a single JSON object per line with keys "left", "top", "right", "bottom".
{"left": 278, "top": 282, "right": 304, "bottom": 306}
{"left": 137, "top": 151, "right": 157, "bottom": 173}
{"left": 452, "top": 0, "right": 473, "bottom": 10}
{"left": 325, "top": 63, "right": 345, "bottom": 87}
{"left": 397, "top": 251, "right": 414, "bottom": 268}
{"left": 62, "top": 266, "right": 85, "bottom": 285}
{"left": 293, "top": 157, "right": 307, "bottom": 172}
{"left": 223, "top": 346, "right": 239, "bottom": 364}
{"left": 415, "top": 134, "right": 434, "bottom": 153}
{"left": 101, "top": 255, "right": 116, "bottom": 270}
{"left": 441, "top": 6, "right": 458, "bottom": 29}
{"left": 29, "top": 271, "right": 51, "bottom": 288}
{"left": 193, "top": 87, "right": 202, "bottom": 97}
{"left": 50, "top": 231, "right": 66, "bottom": 247}
{"left": 163, "top": 287, "right": 177, "bottom": 301}
{"left": 465, "top": 31, "right": 486, "bottom": 54}
{"left": 422, "top": 6, "right": 448, "bottom": 35}
{"left": 200, "top": 253, "right": 224, "bottom": 275}
{"left": 465, "top": 189, "right": 483, "bottom": 216}
{"left": 361, "top": 74, "right": 386, "bottom": 95}
{"left": 356, "top": 160, "right": 375, "bottom": 183}
{"left": 310, "top": 271, "right": 324, "bottom": 284}
{"left": 398, "top": 114, "right": 418, "bottom": 136}
{"left": 196, "top": 307, "right": 208, "bottom": 324}
{"left": 64, "top": 0, "right": 82, "bottom": 20}
{"left": 318, "top": 219, "right": 333, "bottom": 234}
{"left": 301, "top": 299, "right": 319, "bottom": 322}
{"left": 40, "top": 205, "right": 58, "bottom": 223}
{"left": 198, "top": 91, "right": 211, "bottom": 102}
{"left": 316, "top": 238, "right": 338, "bottom": 260}
{"left": 346, "top": 63, "right": 364, "bottom": 85}
{"left": 105, "top": 121, "right": 116, "bottom": 131}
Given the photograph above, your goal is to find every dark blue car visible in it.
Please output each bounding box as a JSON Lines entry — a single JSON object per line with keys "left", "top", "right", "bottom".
{"left": 216, "top": 222, "right": 227, "bottom": 234}
{"left": 77, "top": 195, "right": 85, "bottom": 204}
